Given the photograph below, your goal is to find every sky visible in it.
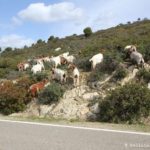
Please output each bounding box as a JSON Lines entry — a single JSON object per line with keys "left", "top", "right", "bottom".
{"left": 0, "top": 0, "right": 150, "bottom": 49}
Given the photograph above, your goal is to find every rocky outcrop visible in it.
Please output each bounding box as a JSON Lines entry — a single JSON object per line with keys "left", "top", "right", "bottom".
{"left": 10, "top": 65, "right": 145, "bottom": 121}
{"left": 82, "top": 92, "right": 100, "bottom": 101}
{"left": 11, "top": 85, "right": 101, "bottom": 120}
{"left": 120, "top": 67, "right": 138, "bottom": 86}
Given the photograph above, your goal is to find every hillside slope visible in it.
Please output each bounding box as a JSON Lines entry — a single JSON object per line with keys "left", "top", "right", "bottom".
{"left": 1, "top": 19, "right": 150, "bottom": 79}
{"left": 1, "top": 20, "right": 150, "bottom": 124}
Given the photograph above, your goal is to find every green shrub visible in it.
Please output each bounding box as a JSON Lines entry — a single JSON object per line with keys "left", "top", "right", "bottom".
{"left": 76, "top": 57, "right": 91, "bottom": 71}
{"left": 83, "top": 27, "right": 93, "bottom": 37}
{"left": 137, "top": 68, "right": 150, "bottom": 83}
{"left": 38, "top": 82, "right": 65, "bottom": 104}
{"left": 0, "top": 68, "right": 8, "bottom": 78}
{"left": 88, "top": 68, "right": 105, "bottom": 82}
{"left": 48, "top": 36, "right": 55, "bottom": 42}
{"left": 98, "top": 83, "right": 150, "bottom": 123}
{"left": 0, "top": 58, "right": 17, "bottom": 70}
{"left": 0, "top": 82, "right": 28, "bottom": 115}
{"left": 144, "top": 46, "right": 150, "bottom": 62}
{"left": 113, "top": 67, "right": 128, "bottom": 81}
{"left": 30, "top": 72, "right": 48, "bottom": 82}
{"left": 101, "top": 55, "right": 120, "bottom": 74}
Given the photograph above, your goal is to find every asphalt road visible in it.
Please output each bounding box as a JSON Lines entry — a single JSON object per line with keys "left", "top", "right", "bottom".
{"left": 0, "top": 120, "right": 150, "bottom": 150}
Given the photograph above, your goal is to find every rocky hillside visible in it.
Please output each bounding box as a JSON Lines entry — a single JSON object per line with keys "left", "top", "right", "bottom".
{"left": 10, "top": 63, "right": 150, "bottom": 123}
{"left": 1, "top": 19, "right": 150, "bottom": 78}
{"left": 1, "top": 19, "right": 150, "bottom": 124}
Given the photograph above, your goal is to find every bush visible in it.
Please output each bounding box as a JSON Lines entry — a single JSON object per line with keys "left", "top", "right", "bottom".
{"left": 38, "top": 82, "right": 65, "bottom": 104}
{"left": 144, "top": 46, "right": 150, "bottom": 62}
{"left": 76, "top": 57, "right": 91, "bottom": 71}
{"left": 98, "top": 83, "right": 150, "bottom": 123}
{"left": 48, "top": 36, "right": 55, "bottom": 42}
{"left": 83, "top": 27, "right": 93, "bottom": 37}
{"left": 29, "top": 72, "right": 48, "bottom": 82}
{"left": 88, "top": 68, "right": 105, "bottom": 82}
{"left": 17, "top": 76, "right": 34, "bottom": 90}
{"left": 0, "top": 58, "right": 17, "bottom": 70}
{"left": 137, "top": 68, "right": 150, "bottom": 83}
{"left": 0, "top": 82, "right": 28, "bottom": 115}
{"left": 113, "top": 67, "right": 128, "bottom": 81}
{"left": 101, "top": 54, "right": 120, "bottom": 74}
{"left": 0, "top": 68, "right": 8, "bottom": 78}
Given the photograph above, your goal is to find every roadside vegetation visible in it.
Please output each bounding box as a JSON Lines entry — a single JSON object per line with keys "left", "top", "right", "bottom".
{"left": 98, "top": 83, "right": 150, "bottom": 124}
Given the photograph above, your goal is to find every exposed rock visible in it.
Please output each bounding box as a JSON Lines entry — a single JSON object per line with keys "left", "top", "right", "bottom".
{"left": 63, "top": 85, "right": 90, "bottom": 99}
{"left": 120, "top": 68, "right": 138, "bottom": 86}
{"left": 90, "top": 103, "right": 100, "bottom": 114}
{"left": 12, "top": 84, "right": 100, "bottom": 120}
{"left": 24, "top": 99, "right": 40, "bottom": 117}
{"left": 148, "top": 83, "right": 150, "bottom": 89}
{"left": 39, "top": 104, "right": 56, "bottom": 117}
{"left": 86, "top": 112, "right": 97, "bottom": 121}
{"left": 82, "top": 92, "right": 99, "bottom": 101}
{"left": 144, "top": 63, "right": 150, "bottom": 71}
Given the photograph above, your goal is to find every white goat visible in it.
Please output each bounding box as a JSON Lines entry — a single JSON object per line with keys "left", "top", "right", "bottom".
{"left": 51, "top": 68, "right": 67, "bottom": 83}
{"left": 24, "top": 63, "right": 30, "bottom": 70}
{"left": 65, "top": 55, "right": 76, "bottom": 63}
{"left": 50, "top": 56, "right": 61, "bottom": 68}
{"left": 55, "top": 47, "right": 61, "bottom": 51}
{"left": 89, "top": 53, "right": 103, "bottom": 70}
{"left": 68, "top": 64, "right": 80, "bottom": 86}
{"left": 60, "top": 52, "right": 69, "bottom": 58}
{"left": 124, "top": 45, "right": 137, "bottom": 52}
{"left": 42, "top": 56, "right": 51, "bottom": 62}
{"left": 50, "top": 56, "right": 67, "bottom": 68}
{"left": 130, "top": 51, "right": 145, "bottom": 67}
{"left": 31, "top": 63, "right": 44, "bottom": 74}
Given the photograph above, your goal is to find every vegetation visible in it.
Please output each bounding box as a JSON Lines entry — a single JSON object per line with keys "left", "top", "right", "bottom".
{"left": 0, "top": 81, "right": 29, "bottom": 115}
{"left": 1, "top": 19, "right": 150, "bottom": 122}
{"left": 29, "top": 72, "right": 49, "bottom": 82}
{"left": 98, "top": 83, "right": 150, "bottom": 123}
{"left": 1, "top": 19, "right": 150, "bottom": 78}
{"left": 89, "top": 53, "right": 121, "bottom": 82}
{"left": 83, "top": 27, "right": 93, "bottom": 37}
{"left": 113, "top": 67, "right": 128, "bottom": 81}
{"left": 137, "top": 68, "right": 150, "bottom": 83}
{"left": 38, "top": 82, "right": 65, "bottom": 105}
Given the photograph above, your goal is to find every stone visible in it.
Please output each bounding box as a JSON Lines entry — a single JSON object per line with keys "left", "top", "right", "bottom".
{"left": 82, "top": 92, "right": 99, "bottom": 101}
{"left": 90, "top": 103, "right": 100, "bottom": 114}
{"left": 39, "top": 104, "right": 56, "bottom": 117}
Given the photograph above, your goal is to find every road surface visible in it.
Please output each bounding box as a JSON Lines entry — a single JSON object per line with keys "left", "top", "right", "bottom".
{"left": 0, "top": 119, "right": 150, "bottom": 150}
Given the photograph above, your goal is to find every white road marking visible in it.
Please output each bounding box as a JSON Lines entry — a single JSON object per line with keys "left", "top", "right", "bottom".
{"left": 0, "top": 119, "right": 150, "bottom": 136}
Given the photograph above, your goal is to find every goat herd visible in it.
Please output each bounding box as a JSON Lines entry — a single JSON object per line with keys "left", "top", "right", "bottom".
{"left": 16, "top": 45, "right": 145, "bottom": 97}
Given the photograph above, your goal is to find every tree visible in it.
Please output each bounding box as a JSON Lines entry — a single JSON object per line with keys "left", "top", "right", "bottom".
{"left": 37, "top": 39, "right": 43, "bottom": 44}
{"left": 24, "top": 45, "right": 28, "bottom": 49}
{"left": 83, "top": 27, "right": 93, "bottom": 37}
{"left": 48, "top": 36, "right": 55, "bottom": 42}
{"left": 127, "top": 21, "right": 131, "bottom": 24}
{"left": 137, "top": 18, "right": 141, "bottom": 21}
{"left": 4, "top": 47, "right": 12, "bottom": 52}
{"left": 0, "top": 47, "right": 1, "bottom": 56}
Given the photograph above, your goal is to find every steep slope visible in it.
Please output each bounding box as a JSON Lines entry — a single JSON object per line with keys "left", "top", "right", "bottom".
{"left": 1, "top": 19, "right": 150, "bottom": 79}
